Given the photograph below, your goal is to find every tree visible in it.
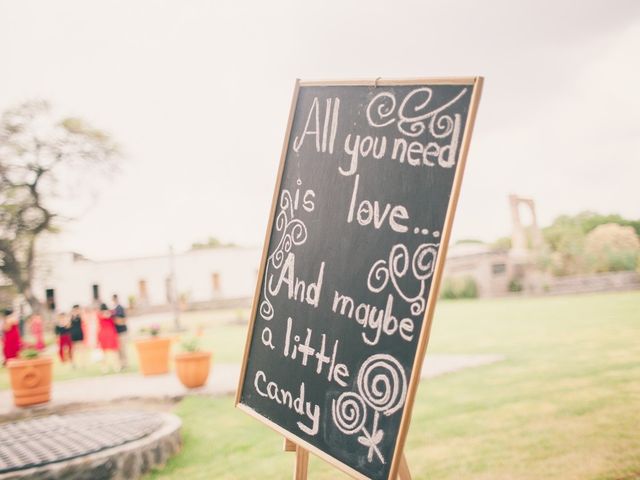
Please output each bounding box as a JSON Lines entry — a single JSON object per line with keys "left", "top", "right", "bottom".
{"left": 584, "top": 223, "right": 640, "bottom": 273}
{"left": 542, "top": 215, "right": 581, "bottom": 275}
{"left": 542, "top": 211, "right": 640, "bottom": 276}
{"left": 579, "top": 212, "right": 640, "bottom": 237}
{"left": 0, "top": 100, "right": 119, "bottom": 312}
{"left": 491, "top": 236, "right": 512, "bottom": 252}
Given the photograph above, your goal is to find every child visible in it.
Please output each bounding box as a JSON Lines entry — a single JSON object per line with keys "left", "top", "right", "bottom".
{"left": 55, "top": 312, "right": 73, "bottom": 363}
{"left": 97, "top": 303, "right": 120, "bottom": 372}
{"left": 2, "top": 309, "right": 21, "bottom": 365}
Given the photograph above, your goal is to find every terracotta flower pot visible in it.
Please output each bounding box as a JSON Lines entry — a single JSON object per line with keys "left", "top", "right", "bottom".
{"left": 7, "top": 356, "right": 53, "bottom": 407}
{"left": 175, "top": 351, "right": 212, "bottom": 388}
{"left": 135, "top": 337, "right": 171, "bottom": 375}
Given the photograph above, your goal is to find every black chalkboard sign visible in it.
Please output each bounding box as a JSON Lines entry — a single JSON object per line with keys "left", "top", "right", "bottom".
{"left": 237, "top": 78, "right": 483, "bottom": 480}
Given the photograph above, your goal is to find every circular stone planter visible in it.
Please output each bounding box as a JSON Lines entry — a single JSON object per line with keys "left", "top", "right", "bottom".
{"left": 175, "top": 351, "right": 212, "bottom": 388}
{"left": 0, "top": 410, "right": 181, "bottom": 480}
{"left": 135, "top": 337, "right": 171, "bottom": 375}
{"left": 7, "top": 357, "right": 53, "bottom": 407}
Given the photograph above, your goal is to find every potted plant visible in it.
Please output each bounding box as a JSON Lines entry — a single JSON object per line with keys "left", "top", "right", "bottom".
{"left": 175, "top": 337, "right": 212, "bottom": 388}
{"left": 135, "top": 323, "right": 171, "bottom": 375}
{"left": 7, "top": 348, "right": 54, "bottom": 407}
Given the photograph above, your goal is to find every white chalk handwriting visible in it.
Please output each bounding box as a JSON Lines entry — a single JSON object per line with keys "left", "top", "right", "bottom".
{"left": 260, "top": 182, "right": 314, "bottom": 321}
{"left": 293, "top": 97, "right": 340, "bottom": 154}
{"left": 254, "top": 370, "right": 320, "bottom": 436}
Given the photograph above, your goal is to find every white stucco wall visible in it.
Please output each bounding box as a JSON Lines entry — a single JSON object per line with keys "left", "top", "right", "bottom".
{"left": 33, "top": 247, "right": 262, "bottom": 311}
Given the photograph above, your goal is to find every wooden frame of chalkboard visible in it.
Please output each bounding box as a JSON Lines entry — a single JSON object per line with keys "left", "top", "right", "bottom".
{"left": 236, "top": 76, "right": 484, "bottom": 480}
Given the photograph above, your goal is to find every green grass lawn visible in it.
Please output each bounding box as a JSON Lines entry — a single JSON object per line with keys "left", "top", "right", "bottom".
{"left": 145, "top": 291, "right": 640, "bottom": 480}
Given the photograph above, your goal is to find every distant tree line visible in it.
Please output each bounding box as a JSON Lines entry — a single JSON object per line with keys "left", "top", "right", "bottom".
{"left": 190, "top": 237, "right": 237, "bottom": 250}
{"left": 540, "top": 212, "right": 639, "bottom": 276}
{"left": 492, "top": 211, "right": 640, "bottom": 276}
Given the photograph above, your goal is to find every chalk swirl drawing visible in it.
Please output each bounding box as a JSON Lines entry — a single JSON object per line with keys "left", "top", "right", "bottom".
{"left": 332, "top": 392, "right": 367, "bottom": 435}
{"left": 259, "top": 188, "right": 308, "bottom": 320}
{"left": 331, "top": 354, "right": 408, "bottom": 464}
{"left": 366, "top": 91, "right": 396, "bottom": 128}
{"left": 366, "top": 87, "right": 467, "bottom": 138}
{"left": 367, "top": 243, "right": 439, "bottom": 316}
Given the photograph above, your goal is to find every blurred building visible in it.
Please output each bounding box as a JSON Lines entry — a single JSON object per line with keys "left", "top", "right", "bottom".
{"left": 442, "top": 195, "right": 547, "bottom": 298}
{"left": 33, "top": 247, "right": 262, "bottom": 313}
{"left": 443, "top": 243, "right": 514, "bottom": 298}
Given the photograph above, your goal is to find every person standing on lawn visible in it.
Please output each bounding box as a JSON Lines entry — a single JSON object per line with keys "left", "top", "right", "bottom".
{"left": 55, "top": 312, "right": 73, "bottom": 363}
{"left": 29, "top": 313, "right": 45, "bottom": 351}
{"left": 2, "top": 309, "right": 21, "bottom": 365}
{"left": 69, "top": 305, "right": 86, "bottom": 368}
{"left": 112, "top": 294, "right": 128, "bottom": 371}
{"left": 97, "top": 303, "right": 119, "bottom": 373}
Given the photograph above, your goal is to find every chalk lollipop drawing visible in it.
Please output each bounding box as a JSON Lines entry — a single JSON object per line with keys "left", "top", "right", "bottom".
{"left": 357, "top": 354, "right": 407, "bottom": 416}
{"left": 331, "top": 354, "right": 408, "bottom": 464}
{"left": 259, "top": 187, "right": 308, "bottom": 320}
{"left": 367, "top": 243, "right": 439, "bottom": 316}
{"left": 332, "top": 392, "right": 367, "bottom": 435}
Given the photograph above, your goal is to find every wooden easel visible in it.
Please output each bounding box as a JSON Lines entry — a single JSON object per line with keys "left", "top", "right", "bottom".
{"left": 235, "top": 77, "right": 484, "bottom": 480}
{"left": 284, "top": 439, "right": 412, "bottom": 480}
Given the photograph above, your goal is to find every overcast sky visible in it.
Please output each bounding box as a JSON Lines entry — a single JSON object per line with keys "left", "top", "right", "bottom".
{"left": 1, "top": 0, "right": 639, "bottom": 259}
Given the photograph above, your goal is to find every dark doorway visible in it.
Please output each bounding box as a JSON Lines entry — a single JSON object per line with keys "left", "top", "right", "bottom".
{"left": 92, "top": 284, "right": 100, "bottom": 302}
{"left": 45, "top": 288, "right": 56, "bottom": 311}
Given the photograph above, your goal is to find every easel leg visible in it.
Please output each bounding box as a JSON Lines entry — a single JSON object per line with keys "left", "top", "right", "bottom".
{"left": 293, "top": 445, "right": 309, "bottom": 480}
{"left": 285, "top": 437, "right": 410, "bottom": 479}
{"left": 398, "top": 454, "right": 411, "bottom": 480}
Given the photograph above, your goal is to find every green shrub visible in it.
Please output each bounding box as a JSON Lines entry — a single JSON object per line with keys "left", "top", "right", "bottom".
{"left": 601, "top": 250, "right": 638, "bottom": 272}
{"left": 459, "top": 277, "right": 478, "bottom": 298}
{"left": 508, "top": 278, "right": 523, "bottom": 293}
{"left": 440, "top": 276, "right": 478, "bottom": 299}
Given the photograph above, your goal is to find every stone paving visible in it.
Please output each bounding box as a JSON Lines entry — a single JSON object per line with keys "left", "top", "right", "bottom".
{"left": 0, "top": 411, "right": 181, "bottom": 480}
{"left": 0, "top": 411, "right": 162, "bottom": 473}
{"left": 0, "top": 354, "right": 504, "bottom": 416}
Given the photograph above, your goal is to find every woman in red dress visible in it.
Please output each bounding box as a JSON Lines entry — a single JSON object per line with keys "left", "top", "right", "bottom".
{"left": 2, "top": 309, "right": 21, "bottom": 365}
{"left": 97, "top": 303, "right": 120, "bottom": 372}
{"left": 55, "top": 312, "right": 73, "bottom": 363}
